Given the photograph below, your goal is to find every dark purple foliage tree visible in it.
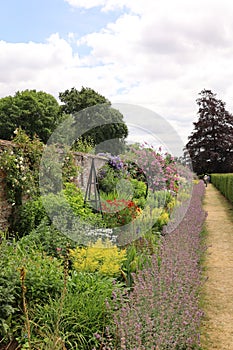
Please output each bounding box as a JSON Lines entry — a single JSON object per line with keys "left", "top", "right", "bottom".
{"left": 186, "top": 89, "right": 233, "bottom": 174}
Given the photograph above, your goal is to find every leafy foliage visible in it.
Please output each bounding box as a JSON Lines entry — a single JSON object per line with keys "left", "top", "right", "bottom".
{"left": 186, "top": 89, "right": 233, "bottom": 174}
{"left": 0, "top": 89, "right": 62, "bottom": 142}
{"left": 98, "top": 160, "right": 128, "bottom": 195}
{"left": 70, "top": 238, "right": 126, "bottom": 276}
{"left": 19, "top": 218, "right": 76, "bottom": 258}
{"left": 13, "top": 197, "right": 47, "bottom": 236}
{"left": 41, "top": 182, "right": 104, "bottom": 245}
{"left": 211, "top": 173, "right": 233, "bottom": 204}
{"left": 72, "top": 136, "right": 95, "bottom": 153}
{"left": 59, "top": 86, "right": 108, "bottom": 114}
{"left": 0, "top": 231, "right": 121, "bottom": 350}
{"left": 0, "top": 238, "right": 64, "bottom": 343}
{"left": 59, "top": 87, "right": 128, "bottom": 154}
{"left": 28, "top": 272, "right": 122, "bottom": 350}
{"left": 0, "top": 128, "right": 43, "bottom": 206}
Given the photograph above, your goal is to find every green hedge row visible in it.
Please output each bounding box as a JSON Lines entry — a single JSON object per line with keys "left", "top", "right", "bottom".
{"left": 211, "top": 173, "right": 233, "bottom": 204}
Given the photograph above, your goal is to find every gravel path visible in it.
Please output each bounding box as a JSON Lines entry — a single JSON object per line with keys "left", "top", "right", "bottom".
{"left": 201, "top": 183, "right": 233, "bottom": 349}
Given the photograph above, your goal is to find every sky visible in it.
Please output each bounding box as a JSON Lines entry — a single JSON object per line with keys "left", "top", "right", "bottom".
{"left": 1, "top": 0, "right": 233, "bottom": 151}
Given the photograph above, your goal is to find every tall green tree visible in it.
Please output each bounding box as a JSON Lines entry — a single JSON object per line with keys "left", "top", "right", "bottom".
{"left": 186, "top": 89, "right": 233, "bottom": 174}
{"left": 0, "top": 90, "right": 62, "bottom": 143}
{"left": 59, "top": 86, "right": 108, "bottom": 114}
{"left": 59, "top": 87, "right": 128, "bottom": 154}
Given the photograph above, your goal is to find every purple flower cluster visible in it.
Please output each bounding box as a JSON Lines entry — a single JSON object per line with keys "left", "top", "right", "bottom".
{"left": 107, "top": 181, "right": 207, "bottom": 349}
{"left": 108, "top": 156, "right": 124, "bottom": 171}
{"left": 98, "top": 168, "right": 107, "bottom": 180}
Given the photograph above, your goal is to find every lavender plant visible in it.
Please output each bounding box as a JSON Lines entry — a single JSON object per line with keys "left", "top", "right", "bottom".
{"left": 101, "top": 181, "right": 206, "bottom": 349}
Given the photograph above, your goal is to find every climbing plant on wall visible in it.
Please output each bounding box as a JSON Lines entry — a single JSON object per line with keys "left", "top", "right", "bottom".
{"left": 0, "top": 128, "right": 78, "bottom": 207}
{"left": 0, "top": 128, "right": 44, "bottom": 206}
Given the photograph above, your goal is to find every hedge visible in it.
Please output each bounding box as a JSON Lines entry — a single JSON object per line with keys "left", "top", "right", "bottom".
{"left": 211, "top": 173, "right": 233, "bottom": 204}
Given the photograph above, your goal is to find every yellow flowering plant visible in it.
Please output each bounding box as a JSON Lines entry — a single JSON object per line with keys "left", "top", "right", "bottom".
{"left": 70, "top": 238, "right": 127, "bottom": 277}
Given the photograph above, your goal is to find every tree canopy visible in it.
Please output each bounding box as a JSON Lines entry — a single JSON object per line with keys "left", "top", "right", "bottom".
{"left": 0, "top": 90, "right": 62, "bottom": 143}
{"left": 59, "top": 86, "right": 109, "bottom": 114}
{"left": 59, "top": 87, "right": 128, "bottom": 154}
{"left": 186, "top": 89, "right": 233, "bottom": 174}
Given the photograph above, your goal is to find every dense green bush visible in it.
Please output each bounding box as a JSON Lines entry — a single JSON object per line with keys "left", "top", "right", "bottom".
{"left": 13, "top": 197, "right": 48, "bottom": 236}
{"left": 44, "top": 182, "right": 103, "bottom": 226}
{"left": 0, "top": 229, "right": 123, "bottom": 349}
{"left": 13, "top": 182, "right": 104, "bottom": 239}
{"left": 98, "top": 163, "right": 123, "bottom": 193}
{"left": 211, "top": 173, "right": 233, "bottom": 204}
{"left": 129, "top": 178, "right": 147, "bottom": 208}
{"left": 24, "top": 272, "right": 122, "bottom": 350}
{"left": 19, "top": 219, "right": 76, "bottom": 258}
{"left": 0, "top": 237, "right": 64, "bottom": 343}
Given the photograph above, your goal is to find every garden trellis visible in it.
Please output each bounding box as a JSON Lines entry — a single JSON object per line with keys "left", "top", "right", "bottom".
{"left": 84, "top": 158, "right": 103, "bottom": 215}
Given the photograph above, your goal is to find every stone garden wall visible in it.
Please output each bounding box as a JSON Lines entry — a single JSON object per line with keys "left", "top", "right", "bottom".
{"left": 73, "top": 152, "right": 107, "bottom": 190}
{"left": 0, "top": 169, "right": 12, "bottom": 231}
{"left": 0, "top": 140, "right": 15, "bottom": 231}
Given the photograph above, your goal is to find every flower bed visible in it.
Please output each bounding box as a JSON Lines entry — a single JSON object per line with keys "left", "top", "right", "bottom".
{"left": 96, "top": 181, "right": 207, "bottom": 349}
{"left": 0, "top": 137, "right": 206, "bottom": 349}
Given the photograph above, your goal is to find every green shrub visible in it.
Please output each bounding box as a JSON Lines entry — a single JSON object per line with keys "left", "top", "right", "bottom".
{"left": 12, "top": 196, "right": 48, "bottom": 236}
{"left": 121, "top": 231, "right": 161, "bottom": 287}
{"left": 97, "top": 164, "right": 122, "bottom": 193}
{"left": 211, "top": 173, "right": 233, "bottom": 204}
{"left": 0, "top": 238, "right": 64, "bottom": 343}
{"left": 42, "top": 187, "right": 104, "bottom": 245}
{"left": 43, "top": 182, "right": 104, "bottom": 227}
{"left": 28, "top": 272, "right": 122, "bottom": 350}
{"left": 0, "top": 239, "right": 20, "bottom": 340}
{"left": 70, "top": 238, "right": 126, "bottom": 277}
{"left": 12, "top": 181, "right": 101, "bottom": 236}
{"left": 129, "top": 178, "right": 147, "bottom": 208}
{"left": 14, "top": 182, "right": 104, "bottom": 241}
{"left": 72, "top": 136, "right": 95, "bottom": 153}
{"left": 19, "top": 219, "right": 77, "bottom": 258}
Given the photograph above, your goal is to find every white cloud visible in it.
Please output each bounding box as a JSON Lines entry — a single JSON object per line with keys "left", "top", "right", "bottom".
{"left": 0, "top": 33, "right": 131, "bottom": 102}
{"left": 64, "top": 0, "right": 127, "bottom": 11}
{"left": 1, "top": 0, "right": 233, "bottom": 146}
{"left": 72, "top": 0, "right": 233, "bottom": 141}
